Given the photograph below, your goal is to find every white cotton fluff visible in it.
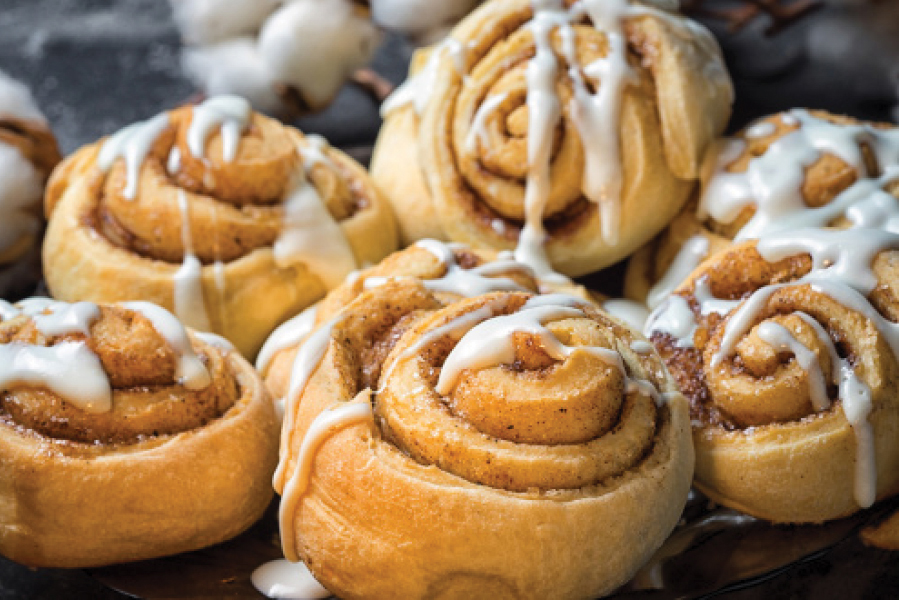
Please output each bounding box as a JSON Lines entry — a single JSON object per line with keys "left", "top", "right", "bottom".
{"left": 370, "top": 0, "right": 480, "bottom": 37}
{"left": 0, "top": 70, "right": 45, "bottom": 123}
{"left": 0, "top": 144, "right": 43, "bottom": 255}
{"left": 257, "top": 0, "right": 380, "bottom": 109}
{"left": 181, "top": 37, "right": 284, "bottom": 115}
{"left": 170, "top": 0, "right": 280, "bottom": 45}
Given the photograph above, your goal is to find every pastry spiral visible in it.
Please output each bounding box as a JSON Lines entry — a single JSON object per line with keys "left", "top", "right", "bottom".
{"left": 645, "top": 228, "right": 899, "bottom": 523}
{"left": 0, "top": 73, "right": 61, "bottom": 297}
{"left": 43, "top": 95, "right": 397, "bottom": 358}
{"left": 0, "top": 298, "right": 279, "bottom": 568}
{"left": 372, "top": 0, "right": 732, "bottom": 277}
{"left": 626, "top": 110, "right": 899, "bottom": 308}
{"left": 274, "top": 279, "right": 692, "bottom": 599}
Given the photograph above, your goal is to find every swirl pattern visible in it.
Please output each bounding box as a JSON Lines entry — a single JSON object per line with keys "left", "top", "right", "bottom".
{"left": 43, "top": 95, "right": 397, "bottom": 358}
{"left": 272, "top": 278, "right": 692, "bottom": 599}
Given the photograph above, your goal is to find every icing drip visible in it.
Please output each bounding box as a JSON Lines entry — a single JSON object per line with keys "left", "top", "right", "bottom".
{"left": 0, "top": 341, "right": 112, "bottom": 413}
{"left": 173, "top": 191, "right": 212, "bottom": 332}
{"left": 756, "top": 321, "right": 832, "bottom": 412}
{"left": 699, "top": 110, "right": 899, "bottom": 241}
{"left": 602, "top": 298, "right": 650, "bottom": 331}
{"left": 97, "top": 113, "right": 171, "bottom": 200}
{"left": 514, "top": 1, "right": 565, "bottom": 282}
{"left": 647, "top": 235, "right": 711, "bottom": 310}
{"left": 464, "top": 91, "right": 508, "bottom": 154}
{"left": 167, "top": 146, "right": 181, "bottom": 176}
{"left": 0, "top": 299, "right": 214, "bottom": 414}
{"left": 186, "top": 94, "right": 251, "bottom": 162}
{"left": 437, "top": 294, "right": 663, "bottom": 405}
{"left": 194, "top": 331, "right": 235, "bottom": 351}
{"left": 252, "top": 559, "right": 332, "bottom": 599}
{"left": 378, "top": 298, "right": 511, "bottom": 394}
{"left": 12, "top": 298, "right": 100, "bottom": 337}
{"left": 273, "top": 140, "right": 357, "bottom": 289}
{"left": 414, "top": 239, "right": 534, "bottom": 296}
{"left": 380, "top": 36, "right": 466, "bottom": 117}
{"left": 279, "top": 399, "right": 373, "bottom": 562}
{"left": 644, "top": 295, "right": 696, "bottom": 349}
{"left": 257, "top": 305, "right": 319, "bottom": 374}
{"left": 273, "top": 317, "right": 342, "bottom": 490}
{"left": 121, "top": 301, "right": 212, "bottom": 391}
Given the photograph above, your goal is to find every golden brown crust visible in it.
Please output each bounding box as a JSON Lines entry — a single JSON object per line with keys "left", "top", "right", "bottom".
{"left": 372, "top": 0, "right": 732, "bottom": 276}
{"left": 277, "top": 280, "right": 693, "bottom": 598}
{"left": 0, "top": 304, "right": 279, "bottom": 568}
{"left": 43, "top": 103, "right": 397, "bottom": 358}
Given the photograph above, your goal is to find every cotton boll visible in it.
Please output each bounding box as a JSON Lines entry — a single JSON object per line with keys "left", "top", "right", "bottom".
{"left": 0, "top": 144, "right": 43, "bottom": 255}
{"left": 370, "top": 0, "right": 480, "bottom": 37}
{"left": 170, "top": 0, "right": 280, "bottom": 45}
{"left": 258, "top": 0, "right": 380, "bottom": 110}
{"left": 181, "top": 38, "right": 283, "bottom": 115}
{"left": 0, "top": 71, "right": 45, "bottom": 123}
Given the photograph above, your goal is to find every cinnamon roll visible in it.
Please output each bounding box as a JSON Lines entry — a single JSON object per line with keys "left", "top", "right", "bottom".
{"left": 43, "top": 95, "right": 397, "bottom": 358}
{"left": 0, "top": 71, "right": 61, "bottom": 298}
{"left": 0, "top": 298, "right": 279, "bottom": 567}
{"left": 266, "top": 278, "right": 692, "bottom": 598}
{"left": 626, "top": 110, "right": 899, "bottom": 308}
{"left": 645, "top": 228, "right": 899, "bottom": 523}
{"left": 372, "top": 0, "right": 732, "bottom": 278}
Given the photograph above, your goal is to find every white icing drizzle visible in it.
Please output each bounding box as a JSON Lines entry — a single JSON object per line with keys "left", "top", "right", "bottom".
{"left": 279, "top": 399, "right": 373, "bottom": 562}
{"left": 194, "top": 331, "right": 235, "bottom": 351}
{"left": 0, "top": 299, "right": 17, "bottom": 320}
{"left": 97, "top": 113, "right": 170, "bottom": 200}
{"left": 436, "top": 295, "right": 663, "bottom": 405}
{"left": 378, "top": 298, "right": 510, "bottom": 394}
{"left": 629, "top": 340, "right": 653, "bottom": 354}
{"left": 464, "top": 91, "right": 508, "bottom": 154}
{"left": 173, "top": 190, "right": 212, "bottom": 332}
{"left": 274, "top": 316, "right": 342, "bottom": 490}
{"left": 257, "top": 305, "right": 319, "bottom": 375}
{"left": 693, "top": 276, "right": 740, "bottom": 317}
{"left": 699, "top": 110, "right": 899, "bottom": 241}
{"left": 644, "top": 295, "right": 696, "bottom": 349}
{"left": 647, "top": 235, "right": 710, "bottom": 310}
{"left": 415, "top": 239, "right": 534, "bottom": 296}
{"left": 0, "top": 341, "right": 112, "bottom": 413}
{"left": 273, "top": 141, "right": 357, "bottom": 290}
{"left": 252, "top": 559, "right": 332, "bottom": 600}
{"left": 653, "top": 114, "right": 899, "bottom": 306}
{"left": 380, "top": 36, "right": 466, "bottom": 117}
{"left": 167, "top": 146, "right": 181, "bottom": 176}
{"left": 186, "top": 94, "right": 251, "bottom": 162}
{"left": 121, "top": 301, "right": 212, "bottom": 391}
{"left": 756, "top": 321, "right": 831, "bottom": 412}
{"left": 514, "top": 0, "right": 679, "bottom": 279}
{"left": 12, "top": 298, "right": 100, "bottom": 337}
{"left": 745, "top": 120, "right": 776, "bottom": 140}
{"left": 602, "top": 298, "right": 650, "bottom": 332}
